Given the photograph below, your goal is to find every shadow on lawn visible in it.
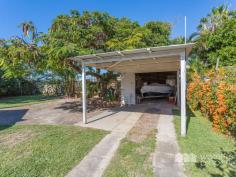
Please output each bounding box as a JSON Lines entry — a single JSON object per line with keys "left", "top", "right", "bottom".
{"left": 0, "top": 109, "right": 28, "bottom": 130}
{"left": 173, "top": 104, "right": 195, "bottom": 134}
{"left": 195, "top": 146, "right": 236, "bottom": 177}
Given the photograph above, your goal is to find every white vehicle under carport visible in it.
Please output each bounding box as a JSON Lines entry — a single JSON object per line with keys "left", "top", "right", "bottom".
{"left": 140, "top": 83, "right": 173, "bottom": 98}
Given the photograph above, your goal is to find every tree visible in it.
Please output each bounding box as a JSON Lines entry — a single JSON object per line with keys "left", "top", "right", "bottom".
{"left": 0, "top": 37, "right": 44, "bottom": 79}
{"left": 198, "top": 5, "right": 231, "bottom": 33}
{"left": 205, "top": 17, "right": 236, "bottom": 67}
{"left": 19, "top": 21, "right": 37, "bottom": 40}
{"left": 193, "top": 5, "right": 236, "bottom": 67}
{"left": 170, "top": 32, "right": 199, "bottom": 45}
{"left": 41, "top": 10, "right": 171, "bottom": 95}
{"left": 1, "top": 10, "right": 172, "bottom": 97}
{"left": 107, "top": 20, "right": 171, "bottom": 50}
{"left": 43, "top": 10, "right": 116, "bottom": 79}
{"left": 43, "top": 10, "right": 171, "bottom": 74}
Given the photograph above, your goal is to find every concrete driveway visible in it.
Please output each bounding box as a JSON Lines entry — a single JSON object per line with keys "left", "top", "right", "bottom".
{"left": 76, "top": 103, "right": 149, "bottom": 131}
{"left": 0, "top": 98, "right": 102, "bottom": 125}
{"left": 76, "top": 99, "right": 174, "bottom": 131}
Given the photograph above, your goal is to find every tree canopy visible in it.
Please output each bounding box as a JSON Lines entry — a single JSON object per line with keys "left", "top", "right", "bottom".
{"left": 193, "top": 5, "right": 236, "bottom": 68}
{"left": 42, "top": 10, "right": 171, "bottom": 77}
{"left": 1, "top": 6, "right": 235, "bottom": 96}
{"left": 0, "top": 10, "right": 172, "bottom": 96}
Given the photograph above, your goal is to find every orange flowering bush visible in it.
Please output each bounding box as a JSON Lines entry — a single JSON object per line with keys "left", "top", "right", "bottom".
{"left": 187, "top": 72, "right": 201, "bottom": 110}
{"left": 187, "top": 69, "right": 236, "bottom": 137}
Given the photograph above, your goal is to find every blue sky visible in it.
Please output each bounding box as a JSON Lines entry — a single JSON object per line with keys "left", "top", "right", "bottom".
{"left": 0, "top": 0, "right": 235, "bottom": 39}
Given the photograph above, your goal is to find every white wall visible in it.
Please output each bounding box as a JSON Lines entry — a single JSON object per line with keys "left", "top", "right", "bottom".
{"left": 121, "top": 73, "right": 136, "bottom": 105}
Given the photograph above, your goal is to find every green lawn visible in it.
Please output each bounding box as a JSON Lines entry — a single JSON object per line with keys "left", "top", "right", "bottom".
{"left": 0, "top": 125, "right": 107, "bottom": 177}
{"left": 173, "top": 109, "right": 235, "bottom": 177}
{"left": 103, "top": 130, "right": 156, "bottom": 177}
{"left": 0, "top": 95, "right": 59, "bottom": 109}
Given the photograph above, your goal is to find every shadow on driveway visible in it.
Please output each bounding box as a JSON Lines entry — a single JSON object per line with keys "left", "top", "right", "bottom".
{"left": 0, "top": 109, "right": 28, "bottom": 130}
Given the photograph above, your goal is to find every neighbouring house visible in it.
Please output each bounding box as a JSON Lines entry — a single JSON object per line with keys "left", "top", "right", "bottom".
{"left": 71, "top": 43, "right": 193, "bottom": 136}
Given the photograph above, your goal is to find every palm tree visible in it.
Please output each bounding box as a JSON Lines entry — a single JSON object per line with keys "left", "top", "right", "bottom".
{"left": 198, "top": 5, "right": 230, "bottom": 33}
{"left": 19, "top": 21, "right": 37, "bottom": 40}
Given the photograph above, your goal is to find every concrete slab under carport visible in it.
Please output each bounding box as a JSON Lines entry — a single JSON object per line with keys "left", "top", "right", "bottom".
{"left": 75, "top": 104, "right": 147, "bottom": 131}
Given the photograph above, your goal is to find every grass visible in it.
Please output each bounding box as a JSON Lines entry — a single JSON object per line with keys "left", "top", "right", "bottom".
{"left": 173, "top": 108, "right": 235, "bottom": 177}
{"left": 0, "top": 95, "right": 59, "bottom": 109}
{"left": 103, "top": 130, "right": 156, "bottom": 177}
{"left": 0, "top": 125, "right": 107, "bottom": 177}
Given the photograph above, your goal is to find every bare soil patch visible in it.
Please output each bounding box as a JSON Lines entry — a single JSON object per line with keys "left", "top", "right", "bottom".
{"left": 0, "top": 130, "right": 34, "bottom": 148}
{"left": 127, "top": 108, "right": 159, "bottom": 143}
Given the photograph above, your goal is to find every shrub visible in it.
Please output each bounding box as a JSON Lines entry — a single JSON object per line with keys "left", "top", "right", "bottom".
{"left": 187, "top": 68, "right": 236, "bottom": 137}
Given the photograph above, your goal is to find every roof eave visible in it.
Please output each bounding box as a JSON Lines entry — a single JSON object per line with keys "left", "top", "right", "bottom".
{"left": 71, "top": 43, "right": 194, "bottom": 63}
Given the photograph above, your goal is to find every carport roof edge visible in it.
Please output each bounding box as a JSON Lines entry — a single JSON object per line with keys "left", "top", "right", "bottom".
{"left": 70, "top": 43, "right": 194, "bottom": 64}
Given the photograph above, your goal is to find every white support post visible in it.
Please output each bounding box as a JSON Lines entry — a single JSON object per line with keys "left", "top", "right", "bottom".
{"left": 177, "top": 70, "right": 180, "bottom": 107}
{"left": 82, "top": 62, "right": 87, "bottom": 124}
{"left": 180, "top": 52, "right": 186, "bottom": 136}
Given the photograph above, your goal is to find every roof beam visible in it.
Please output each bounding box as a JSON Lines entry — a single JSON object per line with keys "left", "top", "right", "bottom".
{"left": 115, "top": 61, "right": 179, "bottom": 68}
{"left": 93, "top": 54, "right": 102, "bottom": 59}
{"left": 117, "top": 67, "right": 179, "bottom": 73}
{"left": 112, "top": 58, "right": 179, "bottom": 66}
{"left": 147, "top": 48, "right": 152, "bottom": 54}
{"left": 116, "top": 51, "right": 124, "bottom": 56}
{"left": 106, "top": 61, "right": 123, "bottom": 69}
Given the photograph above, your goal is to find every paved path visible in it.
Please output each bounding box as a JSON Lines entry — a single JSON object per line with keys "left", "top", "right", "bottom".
{"left": 67, "top": 100, "right": 185, "bottom": 177}
{"left": 66, "top": 106, "right": 146, "bottom": 177}
{"left": 153, "top": 102, "right": 186, "bottom": 177}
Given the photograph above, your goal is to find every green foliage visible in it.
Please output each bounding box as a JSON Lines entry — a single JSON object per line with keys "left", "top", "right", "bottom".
{"left": 206, "top": 17, "right": 236, "bottom": 66}
{"left": 0, "top": 37, "right": 45, "bottom": 79}
{"left": 193, "top": 5, "right": 236, "bottom": 67}
{"left": 86, "top": 81, "right": 99, "bottom": 98}
{"left": 44, "top": 10, "right": 171, "bottom": 69}
{"left": 171, "top": 36, "right": 185, "bottom": 45}
{"left": 0, "top": 95, "right": 57, "bottom": 108}
{"left": 1, "top": 10, "right": 171, "bottom": 97}
{"left": 1, "top": 10, "right": 171, "bottom": 76}
{"left": 0, "top": 69, "right": 40, "bottom": 97}
{"left": 197, "top": 5, "right": 231, "bottom": 32}
{"left": 107, "top": 20, "right": 170, "bottom": 50}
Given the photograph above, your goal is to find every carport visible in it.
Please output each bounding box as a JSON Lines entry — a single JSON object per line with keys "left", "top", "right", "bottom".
{"left": 72, "top": 43, "right": 193, "bottom": 136}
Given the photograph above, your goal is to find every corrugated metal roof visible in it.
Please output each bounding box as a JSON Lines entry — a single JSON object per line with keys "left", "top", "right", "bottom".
{"left": 71, "top": 43, "right": 194, "bottom": 63}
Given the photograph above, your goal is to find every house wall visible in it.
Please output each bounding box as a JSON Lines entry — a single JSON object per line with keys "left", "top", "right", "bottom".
{"left": 121, "top": 73, "right": 136, "bottom": 105}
